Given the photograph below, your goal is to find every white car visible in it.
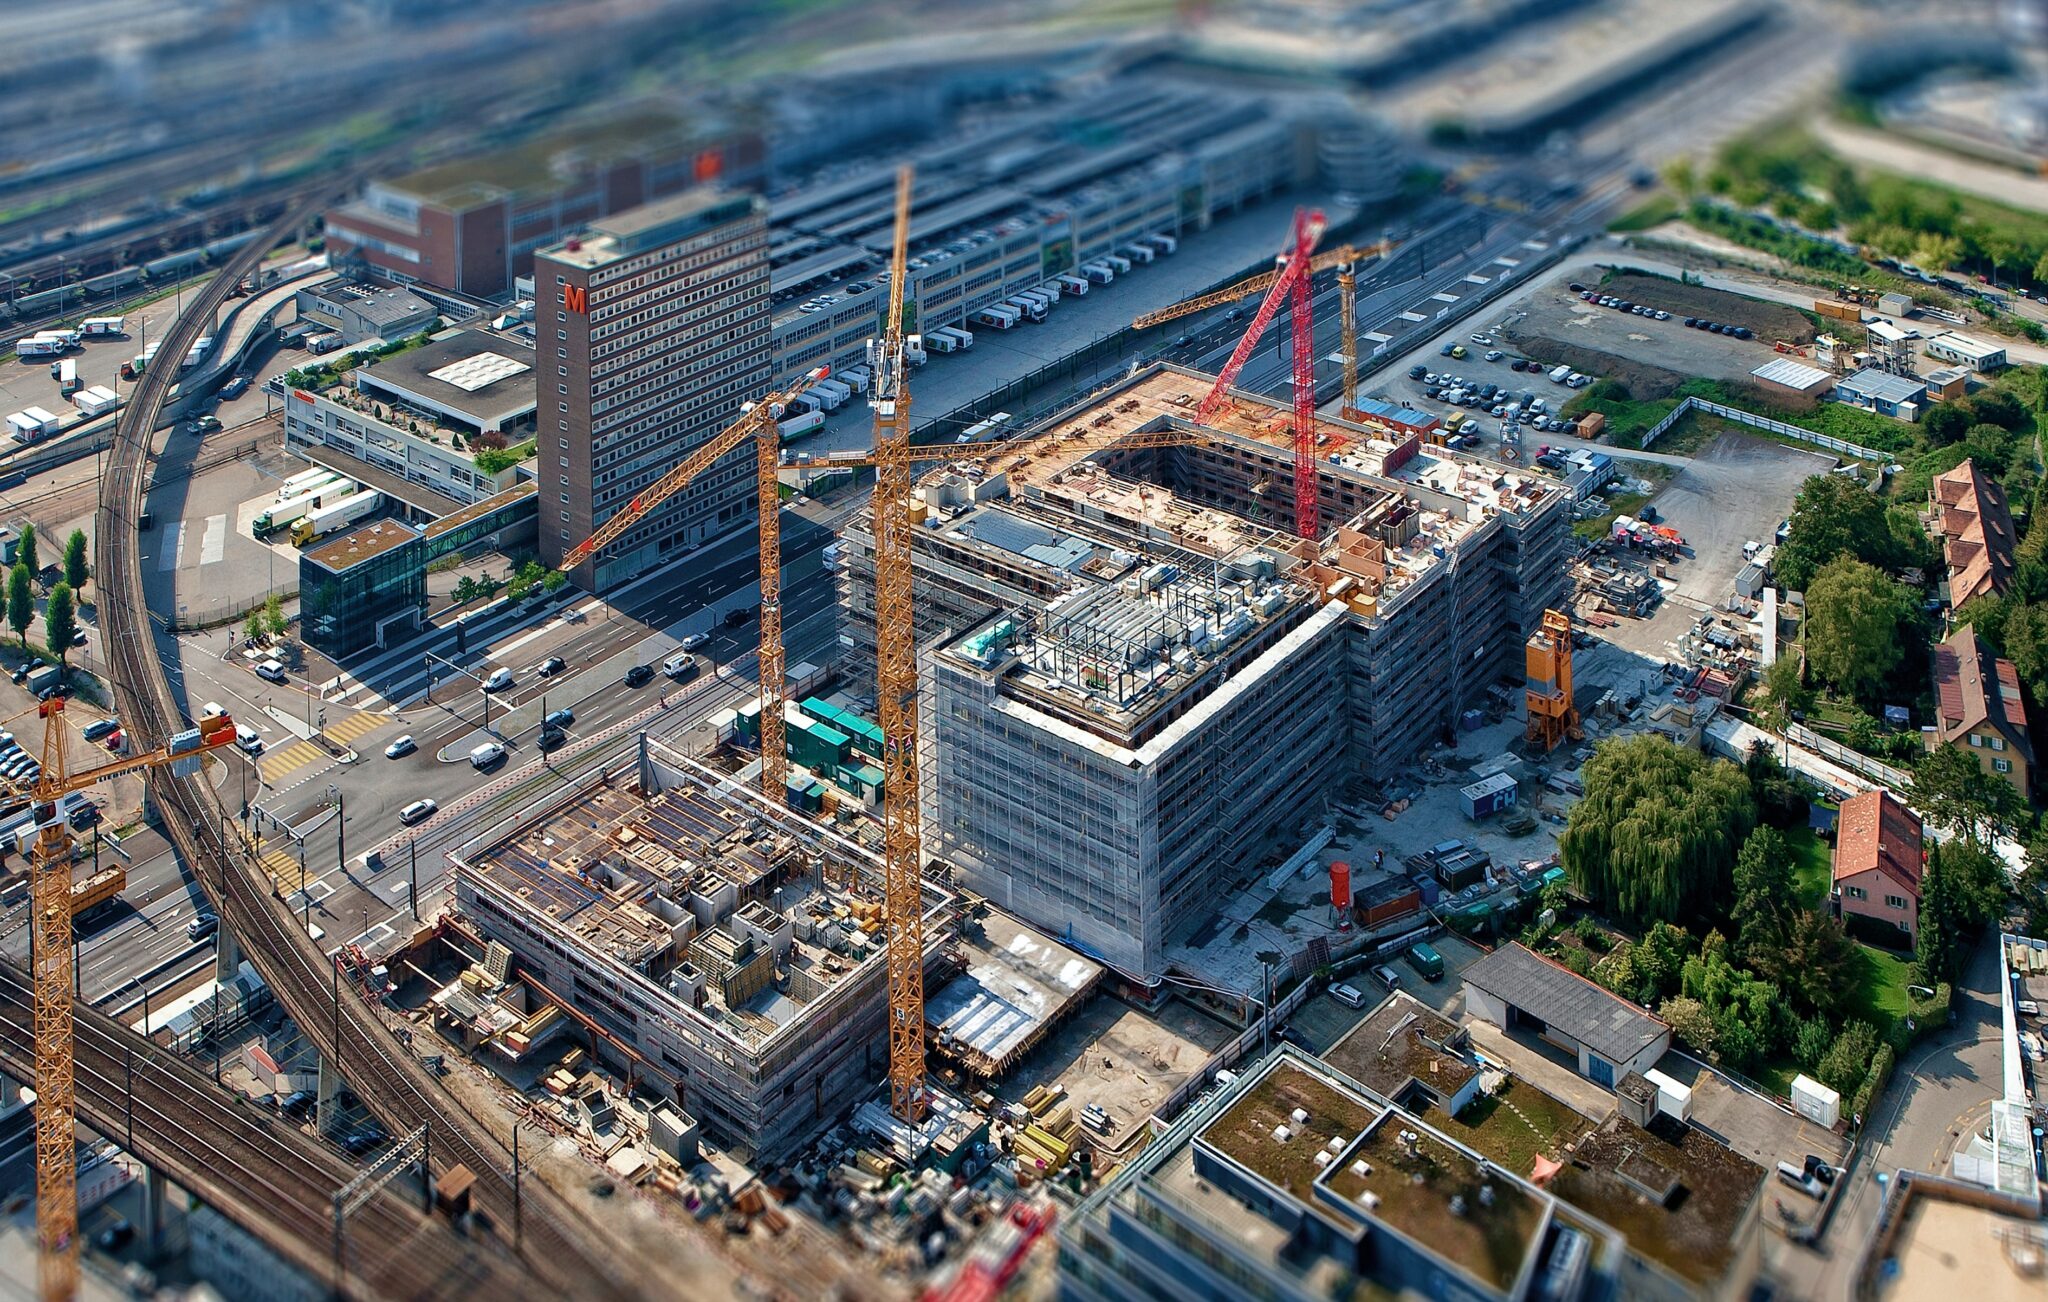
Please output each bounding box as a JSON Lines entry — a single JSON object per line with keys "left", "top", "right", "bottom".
{"left": 400, "top": 798, "right": 438, "bottom": 826}
{"left": 384, "top": 735, "right": 416, "bottom": 759}
{"left": 255, "top": 659, "right": 287, "bottom": 684}
{"left": 677, "top": 633, "right": 708, "bottom": 652}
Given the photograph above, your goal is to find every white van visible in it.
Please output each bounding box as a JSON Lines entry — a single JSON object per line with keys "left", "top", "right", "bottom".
{"left": 1548, "top": 365, "right": 1572, "bottom": 384}
{"left": 662, "top": 651, "right": 697, "bottom": 679}
{"left": 1331, "top": 982, "right": 1366, "bottom": 1009}
{"left": 468, "top": 741, "right": 506, "bottom": 770}
{"left": 235, "top": 725, "right": 263, "bottom": 754}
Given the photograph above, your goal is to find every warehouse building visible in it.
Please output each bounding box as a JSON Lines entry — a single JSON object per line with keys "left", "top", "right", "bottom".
{"left": 834, "top": 365, "right": 1569, "bottom": 977}
{"left": 450, "top": 739, "right": 955, "bottom": 1162}
{"left": 764, "top": 84, "right": 1334, "bottom": 387}
{"left": 1462, "top": 943, "right": 1673, "bottom": 1087}
{"left": 1749, "top": 356, "right": 1836, "bottom": 401}
{"left": 294, "top": 279, "right": 438, "bottom": 346}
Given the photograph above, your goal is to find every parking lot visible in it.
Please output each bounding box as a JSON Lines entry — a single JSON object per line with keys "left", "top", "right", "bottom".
{"left": 1505, "top": 278, "right": 1795, "bottom": 387}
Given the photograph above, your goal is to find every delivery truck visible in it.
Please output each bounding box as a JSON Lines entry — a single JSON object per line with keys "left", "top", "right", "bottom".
{"left": 291, "top": 489, "right": 383, "bottom": 545}
{"left": 254, "top": 479, "right": 358, "bottom": 535}
{"left": 54, "top": 358, "right": 78, "bottom": 396}
{"left": 80, "top": 316, "right": 126, "bottom": 338}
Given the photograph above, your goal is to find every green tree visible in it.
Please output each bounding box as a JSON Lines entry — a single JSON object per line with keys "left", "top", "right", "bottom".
{"left": 1919, "top": 402, "right": 1972, "bottom": 448}
{"left": 1931, "top": 838, "right": 2009, "bottom": 933}
{"left": 452, "top": 576, "right": 479, "bottom": 605}
{"left": 43, "top": 582, "right": 74, "bottom": 667}
{"left": 1792, "top": 1015, "right": 1834, "bottom": 1070}
{"left": 2005, "top": 602, "right": 2048, "bottom": 708}
{"left": 541, "top": 570, "right": 568, "bottom": 595}
{"left": 2017, "top": 831, "right": 2048, "bottom": 937}
{"left": 1744, "top": 741, "right": 1810, "bottom": 829}
{"left": 1803, "top": 558, "right": 1920, "bottom": 704}
{"left": 4, "top": 565, "right": 30, "bottom": 648}
{"left": 61, "top": 529, "right": 88, "bottom": 592}
{"left": 1559, "top": 736, "right": 1758, "bottom": 926}
{"left": 263, "top": 593, "right": 286, "bottom": 639}
{"left": 1756, "top": 656, "right": 1813, "bottom": 731}
{"left": 243, "top": 608, "right": 265, "bottom": 644}
{"left": 1816, "top": 1021, "right": 1880, "bottom": 1094}
{"left": 1731, "top": 826, "right": 1796, "bottom": 955}
{"left": 1911, "top": 233, "right": 1964, "bottom": 276}
{"left": 1657, "top": 995, "right": 1718, "bottom": 1059}
{"left": 1917, "top": 844, "right": 1969, "bottom": 982}
{"left": 1913, "top": 741, "right": 2023, "bottom": 845}
{"left": 15, "top": 524, "right": 38, "bottom": 581}
{"left": 1749, "top": 908, "right": 1860, "bottom": 1019}
{"left": 1775, "top": 476, "right": 1903, "bottom": 591}
{"left": 2033, "top": 249, "right": 2048, "bottom": 287}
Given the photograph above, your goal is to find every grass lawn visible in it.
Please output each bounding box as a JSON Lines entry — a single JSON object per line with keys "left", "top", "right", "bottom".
{"left": 1609, "top": 193, "right": 1679, "bottom": 233}
{"left": 1435, "top": 1080, "right": 1593, "bottom": 1173}
{"left": 1843, "top": 943, "right": 1916, "bottom": 1039}
{"left": 1786, "top": 824, "right": 1834, "bottom": 910}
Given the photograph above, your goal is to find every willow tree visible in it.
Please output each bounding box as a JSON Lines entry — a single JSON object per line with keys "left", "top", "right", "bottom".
{"left": 1559, "top": 735, "right": 1758, "bottom": 926}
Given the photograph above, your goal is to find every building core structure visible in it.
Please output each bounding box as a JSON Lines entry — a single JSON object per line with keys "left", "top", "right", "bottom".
{"left": 450, "top": 738, "right": 955, "bottom": 1161}
{"left": 836, "top": 365, "right": 1571, "bottom": 976}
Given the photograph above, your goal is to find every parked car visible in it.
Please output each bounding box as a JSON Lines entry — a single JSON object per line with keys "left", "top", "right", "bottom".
{"left": 1330, "top": 982, "right": 1366, "bottom": 1009}
{"left": 400, "top": 799, "right": 437, "bottom": 826}
{"left": 82, "top": 718, "right": 119, "bottom": 742}
{"left": 624, "top": 664, "right": 656, "bottom": 688}
{"left": 384, "top": 735, "right": 416, "bottom": 759}
{"left": 1370, "top": 964, "right": 1402, "bottom": 991}
{"left": 95, "top": 1219, "right": 134, "bottom": 1251}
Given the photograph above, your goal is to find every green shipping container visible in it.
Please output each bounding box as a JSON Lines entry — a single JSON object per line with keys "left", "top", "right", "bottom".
{"left": 736, "top": 701, "right": 763, "bottom": 740}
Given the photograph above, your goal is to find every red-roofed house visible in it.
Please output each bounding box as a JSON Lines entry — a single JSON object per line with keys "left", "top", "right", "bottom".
{"left": 1931, "top": 623, "right": 2034, "bottom": 798}
{"left": 1832, "top": 789, "right": 1923, "bottom": 940}
{"left": 1928, "top": 460, "right": 2015, "bottom": 610}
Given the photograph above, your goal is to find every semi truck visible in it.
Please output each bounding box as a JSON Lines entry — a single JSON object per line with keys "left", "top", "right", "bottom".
{"left": 1054, "top": 273, "right": 1090, "bottom": 296}
{"left": 276, "top": 467, "right": 338, "bottom": 499}
{"left": 803, "top": 383, "right": 846, "bottom": 412}
{"left": 903, "top": 335, "right": 929, "bottom": 365}
{"left": 54, "top": 358, "right": 78, "bottom": 396}
{"left": 1081, "top": 262, "right": 1115, "bottom": 285}
{"left": 13, "top": 335, "right": 67, "bottom": 358}
{"left": 972, "top": 305, "right": 1019, "bottom": 330}
{"left": 1144, "top": 233, "right": 1178, "bottom": 255}
{"left": 777, "top": 409, "right": 826, "bottom": 443}
{"left": 80, "top": 316, "right": 126, "bottom": 337}
{"left": 254, "top": 479, "right": 358, "bottom": 535}
{"left": 813, "top": 378, "right": 853, "bottom": 407}
{"left": 291, "top": 489, "right": 383, "bottom": 545}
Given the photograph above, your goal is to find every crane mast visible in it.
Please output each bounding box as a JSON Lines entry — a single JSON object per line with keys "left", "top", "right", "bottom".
{"left": 30, "top": 699, "right": 237, "bottom": 1301}
{"left": 869, "top": 166, "right": 929, "bottom": 1123}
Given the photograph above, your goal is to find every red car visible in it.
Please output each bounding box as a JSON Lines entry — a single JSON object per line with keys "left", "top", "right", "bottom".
{"left": 102, "top": 729, "right": 122, "bottom": 752}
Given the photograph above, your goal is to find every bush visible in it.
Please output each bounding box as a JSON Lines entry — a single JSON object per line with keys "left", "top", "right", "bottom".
{"left": 1658, "top": 995, "right": 1718, "bottom": 1058}
{"left": 1816, "top": 1020, "right": 1880, "bottom": 1095}
{"left": 1792, "top": 1016, "right": 1833, "bottom": 1071}
{"left": 1848, "top": 1043, "right": 1896, "bottom": 1129}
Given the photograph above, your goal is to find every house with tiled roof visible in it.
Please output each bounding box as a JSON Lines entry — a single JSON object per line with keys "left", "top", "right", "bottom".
{"left": 1831, "top": 789, "right": 1923, "bottom": 940}
{"left": 1928, "top": 460, "right": 2015, "bottom": 610}
{"left": 1931, "top": 623, "right": 2034, "bottom": 798}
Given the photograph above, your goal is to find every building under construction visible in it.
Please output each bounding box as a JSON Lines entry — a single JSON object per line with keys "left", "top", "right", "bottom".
{"left": 837, "top": 364, "right": 1571, "bottom": 977}
{"left": 449, "top": 737, "right": 955, "bottom": 1161}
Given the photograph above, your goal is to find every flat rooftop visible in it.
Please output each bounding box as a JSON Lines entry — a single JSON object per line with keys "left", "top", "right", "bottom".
{"left": 353, "top": 331, "right": 539, "bottom": 428}
{"left": 1463, "top": 942, "right": 1669, "bottom": 1067}
{"left": 1325, "top": 1119, "right": 1549, "bottom": 1296}
{"left": 302, "top": 517, "right": 421, "bottom": 572}
{"left": 1882, "top": 1187, "right": 2045, "bottom": 1302}
{"left": 1546, "top": 1111, "right": 1764, "bottom": 1285}
{"left": 1200, "top": 1058, "right": 1384, "bottom": 1202}
{"left": 542, "top": 190, "right": 762, "bottom": 269}
{"left": 925, "top": 912, "right": 1103, "bottom": 1077}
{"left": 1322, "top": 994, "right": 1478, "bottom": 1102}
{"left": 458, "top": 747, "right": 935, "bottom": 1052}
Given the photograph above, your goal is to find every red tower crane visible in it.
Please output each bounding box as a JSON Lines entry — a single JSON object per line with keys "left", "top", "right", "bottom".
{"left": 1193, "top": 208, "right": 1327, "bottom": 540}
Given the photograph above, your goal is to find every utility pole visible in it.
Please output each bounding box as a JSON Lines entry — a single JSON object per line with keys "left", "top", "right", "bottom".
{"left": 512, "top": 1124, "right": 523, "bottom": 1251}
{"left": 407, "top": 841, "right": 418, "bottom": 921}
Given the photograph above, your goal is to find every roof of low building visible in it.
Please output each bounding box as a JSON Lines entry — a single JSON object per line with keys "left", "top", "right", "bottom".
{"left": 1832, "top": 789, "right": 1923, "bottom": 896}
{"left": 1931, "top": 460, "right": 2014, "bottom": 608}
{"left": 1933, "top": 623, "right": 2034, "bottom": 764}
{"left": 1837, "top": 368, "right": 1928, "bottom": 404}
{"left": 351, "top": 331, "right": 539, "bottom": 427}
{"left": 1750, "top": 357, "right": 1834, "bottom": 391}
{"left": 1462, "top": 943, "right": 1669, "bottom": 1066}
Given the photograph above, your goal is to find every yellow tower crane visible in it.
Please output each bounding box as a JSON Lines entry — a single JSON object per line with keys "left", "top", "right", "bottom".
{"left": 27, "top": 699, "right": 239, "bottom": 1302}
{"left": 556, "top": 367, "right": 828, "bottom": 799}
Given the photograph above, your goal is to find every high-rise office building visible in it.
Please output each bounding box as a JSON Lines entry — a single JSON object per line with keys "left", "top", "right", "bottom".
{"left": 535, "top": 191, "right": 773, "bottom": 590}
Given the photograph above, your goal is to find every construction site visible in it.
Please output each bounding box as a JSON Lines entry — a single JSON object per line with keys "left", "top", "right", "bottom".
{"left": 447, "top": 739, "right": 957, "bottom": 1163}
{"left": 832, "top": 363, "right": 1572, "bottom": 977}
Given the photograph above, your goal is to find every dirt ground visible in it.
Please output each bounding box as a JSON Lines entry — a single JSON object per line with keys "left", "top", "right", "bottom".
{"left": 1601, "top": 272, "right": 1816, "bottom": 342}
{"left": 1507, "top": 332, "right": 1689, "bottom": 400}
{"left": 994, "top": 995, "right": 1237, "bottom": 1146}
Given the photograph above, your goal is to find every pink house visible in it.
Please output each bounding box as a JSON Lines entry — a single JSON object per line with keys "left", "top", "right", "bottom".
{"left": 1831, "top": 790, "right": 1923, "bottom": 941}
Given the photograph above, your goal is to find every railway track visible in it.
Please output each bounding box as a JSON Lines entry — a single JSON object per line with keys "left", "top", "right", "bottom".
{"left": 93, "top": 183, "right": 644, "bottom": 1302}
{"left": 0, "top": 962, "right": 516, "bottom": 1301}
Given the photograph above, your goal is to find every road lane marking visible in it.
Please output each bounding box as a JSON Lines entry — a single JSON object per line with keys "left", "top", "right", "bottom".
{"left": 158, "top": 523, "right": 184, "bottom": 572}
{"left": 199, "top": 514, "right": 226, "bottom": 565}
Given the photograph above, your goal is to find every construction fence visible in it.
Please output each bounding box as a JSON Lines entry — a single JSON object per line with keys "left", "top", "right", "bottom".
{"left": 1785, "top": 722, "right": 1914, "bottom": 790}
{"left": 1640, "top": 395, "right": 1892, "bottom": 464}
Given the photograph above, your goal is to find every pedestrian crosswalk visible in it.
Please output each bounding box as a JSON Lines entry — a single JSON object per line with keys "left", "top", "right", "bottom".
{"left": 255, "top": 836, "right": 307, "bottom": 895}
{"left": 257, "top": 739, "right": 326, "bottom": 784}
{"left": 323, "top": 710, "right": 387, "bottom": 748}
{"left": 254, "top": 711, "right": 386, "bottom": 785}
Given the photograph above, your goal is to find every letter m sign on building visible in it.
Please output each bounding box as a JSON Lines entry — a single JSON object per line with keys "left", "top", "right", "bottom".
{"left": 562, "top": 284, "right": 589, "bottom": 315}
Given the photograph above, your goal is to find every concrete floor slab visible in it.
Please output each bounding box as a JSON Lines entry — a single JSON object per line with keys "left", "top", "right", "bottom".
{"left": 993, "top": 995, "right": 1236, "bottom": 1148}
